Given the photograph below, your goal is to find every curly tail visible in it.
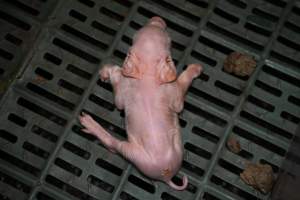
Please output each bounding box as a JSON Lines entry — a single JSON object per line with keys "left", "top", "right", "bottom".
{"left": 167, "top": 175, "right": 188, "bottom": 190}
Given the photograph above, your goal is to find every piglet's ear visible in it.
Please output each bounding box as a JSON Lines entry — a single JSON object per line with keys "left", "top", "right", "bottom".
{"left": 122, "top": 52, "right": 141, "bottom": 79}
{"left": 157, "top": 56, "right": 177, "bottom": 84}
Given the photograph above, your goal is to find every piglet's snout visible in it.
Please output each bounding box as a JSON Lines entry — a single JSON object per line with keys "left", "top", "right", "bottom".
{"left": 148, "top": 16, "right": 166, "bottom": 29}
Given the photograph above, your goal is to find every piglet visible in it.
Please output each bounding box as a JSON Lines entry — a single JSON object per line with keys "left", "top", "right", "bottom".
{"left": 79, "top": 17, "right": 202, "bottom": 190}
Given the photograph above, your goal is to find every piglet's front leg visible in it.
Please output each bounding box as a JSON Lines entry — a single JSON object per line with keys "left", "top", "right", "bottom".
{"left": 99, "top": 64, "right": 124, "bottom": 110}
{"left": 172, "top": 64, "right": 202, "bottom": 113}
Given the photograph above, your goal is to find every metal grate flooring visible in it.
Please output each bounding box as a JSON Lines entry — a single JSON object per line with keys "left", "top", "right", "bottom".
{"left": 0, "top": 0, "right": 299, "bottom": 200}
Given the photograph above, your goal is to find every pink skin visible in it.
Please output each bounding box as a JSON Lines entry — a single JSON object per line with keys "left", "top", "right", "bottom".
{"left": 79, "top": 17, "right": 202, "bottom": 190}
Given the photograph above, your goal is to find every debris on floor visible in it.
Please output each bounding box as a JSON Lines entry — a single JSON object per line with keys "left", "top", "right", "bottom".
{"left": 223, "top": 52, "right": 256, "bottom": 76}
{"left": 226, "top": 136, "right": 241, "bottom": 154}
{"left": 240, "top": 163, "right": 274, "bottom": 194}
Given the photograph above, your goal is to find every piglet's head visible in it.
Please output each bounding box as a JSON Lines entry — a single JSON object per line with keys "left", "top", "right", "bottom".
{"left": 122, "top": 17, "right": 177, "bottom": 84}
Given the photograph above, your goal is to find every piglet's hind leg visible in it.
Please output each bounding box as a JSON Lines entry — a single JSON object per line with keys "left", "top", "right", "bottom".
{"left": 79, "top": 113, "right": 121, "bottom": 153}
{"left": 79, "top": 113, "right": 141, "bottom": 164}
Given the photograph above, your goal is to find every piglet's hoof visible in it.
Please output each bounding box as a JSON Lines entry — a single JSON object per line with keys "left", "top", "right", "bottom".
{"left": 99, "top": 67, "right": 110, "bottom": 82}
{"left": 79, "top": 113, "right": 117, "bottom": 153}
{"left": 79, "top": 112, "right": 98, "bottom": 134}
{"left": 187, "top": 64, "right": 203, "bottom": 79}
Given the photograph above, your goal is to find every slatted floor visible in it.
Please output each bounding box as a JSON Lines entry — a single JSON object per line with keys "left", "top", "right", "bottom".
{"left": 0, "top": 0, "right": 299, "bottom": 200}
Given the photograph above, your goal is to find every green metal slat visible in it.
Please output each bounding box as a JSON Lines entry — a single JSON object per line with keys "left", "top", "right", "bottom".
{"left": 235, "top": 119, "right": 290, "bottom": 150}
{"left": 1, "top": 145, "right": 45, "bottom": 169}
{"left": 231, "top": 134, "right": 283, "bottom": 160}
{"left": 106, "top": 1, "right": 131, "bottom": 15}
{"left": 93, "top": 87, "right": 115, "bottom": 104}
{"left": 47, "top": 166, "right": 114, "bottom": 200}
{"left": 0, "top": 181, "right": 29, "bottom": 200}
{"left": 22, "top": 133, "right": 55, "bottom": 153}
{"left": 242, "top": 105, "right": 297, "bottom": 136}
{"left": 184, "top": 151, "right": 210, "bottom": 173}
{"left": 187, "top": 133, "right": 217, "bottom": 153}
